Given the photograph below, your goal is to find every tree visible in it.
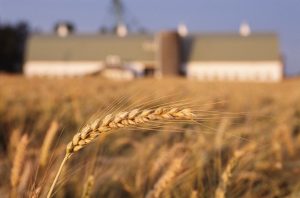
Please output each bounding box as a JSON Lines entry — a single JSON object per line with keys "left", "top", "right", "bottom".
{"left": 0, "top": 22, "right": 29, "bottom": 73}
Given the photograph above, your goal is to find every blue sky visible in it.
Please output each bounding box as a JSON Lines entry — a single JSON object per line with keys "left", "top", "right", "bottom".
{"left": 0, "top": 0, "right": 300, "bottom": 75}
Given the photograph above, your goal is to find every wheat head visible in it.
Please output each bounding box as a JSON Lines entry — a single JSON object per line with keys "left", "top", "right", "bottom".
{"left": 47, "top": 107, "right": 195, "bottom": 198}
{"left": 146, "top": 156, "right": 185, "bottom": 198}
{"left": 39, "top": 121, "right": 59, "bottom": 167}
{"left": 66, "top": 107, "right": 194, "bottom": 156}
{"left": 81, "top": 175, "right": 95, "bottom": 198}
{"left": 215, "top": 143, "right": 256, "bottom": 198}
{"left": 10, "top": 134, "right": 29, "bottom": 198}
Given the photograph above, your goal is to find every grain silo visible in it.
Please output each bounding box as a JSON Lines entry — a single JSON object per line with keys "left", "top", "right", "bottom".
{"left": 157, "top": 31, "right": 182, "bottom": 76}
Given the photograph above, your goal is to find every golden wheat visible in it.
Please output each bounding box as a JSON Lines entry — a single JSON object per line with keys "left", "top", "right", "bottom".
{"left": 81, "top": 175, "right": 95, "bottom": 198}
{"left": 66, "top": 107, "right": 195, "bottom": 155}
{"left": 2, "top": 75, "right": 300, "bottom": 197}
{"left": 215, "top": 143, "right": 256, "bottom": 198}
{"left": 39, "top": 121, "right": 59, "bottom": 167}
{"left": 10, "top": 134, "right": 29, "bottom": 197}
{"left": 149, "top": 143, "right": 185, "bottom": 180}
{"left": 47, "top": 107, "right": 195, "bottom": 198}
{"left": 146, "top": 156, "right": 185, "bottom": 198}
{"left": 29, "top": 187, "right": 41, "bottom": 198}
{"left": 18, "top": 161, "right": 32, "bottom": 195}
{"left": 8, "top": 129, "right": 21, "bottom": 161}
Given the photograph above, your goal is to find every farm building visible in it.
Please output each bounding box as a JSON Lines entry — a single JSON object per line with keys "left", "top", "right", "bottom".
{"left": 24, "top": 31, "right": 284, "bottom": 82}
{"left": 185, "top": 33, "right": 284, "bottom": 82}
{"left": 24, "top": 34, "right": 156, "bottom": 78}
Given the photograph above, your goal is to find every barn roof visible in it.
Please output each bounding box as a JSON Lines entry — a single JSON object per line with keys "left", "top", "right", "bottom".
{"left": 26, "top": 33, "right": 281, "bottom": 64}
{"left": 26, "top": 34, "right": 155, "bottom": 62}
{"left": 183, "top": 33, "right": 280, "bottom": 62}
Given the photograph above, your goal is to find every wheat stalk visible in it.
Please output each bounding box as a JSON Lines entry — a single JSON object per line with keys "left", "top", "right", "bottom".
{"left": 149, "top": 143, "right": 185, "bottom": 180}
{"left": 10, "top": 134, "right": 29, "bottom": 198}
{"left": 18, "top": 161, "right": 32, "bottom": 195}
{"left": 215, "top": 143, "right": 256, "bottom": 198}
{"left": 29, "top": 187, "right": 41, "bottom": 198}
{"left": 47, "top": 107, "right": 195, "bottom": 198}
{"left": 81, "top": 175, "right": 95, "bottom": 198}
{"left": 146, "top": 156, "right": 185, "bottom": 198}
{"left": 9, "top": 129, "right": 21, "bottom": 161}
{"left": 39, "top": 121, "right": 59, "bottom": 167}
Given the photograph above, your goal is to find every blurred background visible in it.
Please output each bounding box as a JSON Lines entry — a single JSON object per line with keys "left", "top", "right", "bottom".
{"left": 0, "top": 0, "right": 300, "bottom": 79}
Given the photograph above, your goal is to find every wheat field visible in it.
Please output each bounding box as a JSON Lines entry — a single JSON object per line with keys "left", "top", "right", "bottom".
{"left": 0, "top": 75, "right": 300, "bottom": 198}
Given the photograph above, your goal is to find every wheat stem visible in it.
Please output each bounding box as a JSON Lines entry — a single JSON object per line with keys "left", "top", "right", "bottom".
{"left": 46, "top": 154, "right": 69, "bottom": 198}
